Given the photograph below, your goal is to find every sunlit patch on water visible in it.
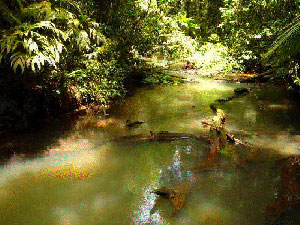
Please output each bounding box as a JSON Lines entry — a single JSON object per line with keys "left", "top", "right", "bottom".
{"left": 46, "top": 139, "right": 93, "bottom": 155}
{"left": 193, "top": 202, "right": 231, "bottom": 224}
{"left": 187, "top": 80, "right": 234, "bottom": 92}
{"left": 0, "top": 145, "right": 108, "bottom": 185}
{"left": 244, "top": 108, "right": 257, "bottom": 123}
{"left": 54, "top": 207, "right": 79, "bottom": 225}
{"left": 252, "top": 135, "right": 300, "bottom": 155}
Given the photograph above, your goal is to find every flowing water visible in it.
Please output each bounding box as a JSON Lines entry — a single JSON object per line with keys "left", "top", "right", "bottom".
{"left": 1, "top": 79, "right": 300, "bottom": 225}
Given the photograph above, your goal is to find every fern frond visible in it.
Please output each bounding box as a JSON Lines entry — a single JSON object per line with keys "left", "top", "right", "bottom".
{"left": 11, "top": 53, "right": 26, "bottom": 73}
{"left": 0, "top": 0, "right": 107, "bottom": 74}
{"left": 37, "top": 53, "right": 45, "bottom": 66}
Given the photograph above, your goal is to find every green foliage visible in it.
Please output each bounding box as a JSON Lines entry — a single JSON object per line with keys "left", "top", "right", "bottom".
{"left": 0, "top": 0, "right": 130, "bottom": 131}
{"left": 146, "top": 11, "right": 199, "bottom": 61}
{"left": 157, "top": 29, "right": 198, "bottom": 60}
{"left": 0, "top": 20, "right": 64, "bottom": 73}
{"left": 194, "top": 39, "right": 241, "bottom": 75}
{"left": 219, "top": 0, "right": 300, "bottom": 71}
{"left": 263, "top": 16, "right": 300, "bottom": 65}
{"left": 262, "top": 16, "right": 300, "bottom": 87}
{"left": 157, "top": 0, "right": 223, "bottom": 38}
{"left": 143, "top": 68, "right": 182, "bottom": 86}
{"left": 0, "top": 1, "right": 105, "bottom": 74}
{"left": 0, "top": 0, "right": 122, "bottom": 105}
{"left": 65, "top": 43, "right": 126, "bottom": 105}
{"left": 2, "top": 0, "right": 300, "bottom": 132}
{"left": 143, "top": 2, "right": 240, "bottom": 75}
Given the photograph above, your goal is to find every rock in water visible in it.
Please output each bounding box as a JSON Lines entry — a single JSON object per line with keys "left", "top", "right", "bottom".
{"left": 234, "top": 87, "right": 250, "bottom": 95}
{"left": 152, "top": 185, "right": 188, "bottom": 216}
{"left": 152, "top": 187, "right": 174, "bottom": 198}
{"left": 125, "top": 120, "right": 144, "bottom": 128}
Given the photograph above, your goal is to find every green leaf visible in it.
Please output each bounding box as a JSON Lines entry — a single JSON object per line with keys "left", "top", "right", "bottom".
{"left": 28, "top": 40, "right": 38, "bottom": 53}
{"left": 31, "top": 59, "right": 36, "bottom": 72}
{"left": 6, "top": 38, "right": 12, "bottom": 54}
{"left": 12, "top": 40, "right": 22, "bottom": 52}
{"left": 12, "top": 57, "right": 25, "bottom": 73}
{"left": 37, "top": 53, "right": 45, "bottom": 65}
{"left": 31, "top": 56, "right": 41, "bottom": 71}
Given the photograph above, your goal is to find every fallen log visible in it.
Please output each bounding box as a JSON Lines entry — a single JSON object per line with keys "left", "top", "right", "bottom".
{"left": 239, "top": 70, "right": 274, "bottom": 83}
{"left": 111, "top": 131, "right": 210, "bottom": 145}
{"left": 150, "top": 131, "right": 208, "bottom": 143}
{"left": 201, "top": 121, "right": 258, "bottom": 148}
{"left": 201, "top": 120, "right": 261, "bottom": 164}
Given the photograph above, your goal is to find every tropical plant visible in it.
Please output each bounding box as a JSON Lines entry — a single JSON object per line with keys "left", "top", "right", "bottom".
{"left": 0, "top": 0, "right": 105, "bottom": 73}
{"left": 65, "top": 40, "right": 126, "bottom": 105}
{"left": 263, "top": 16, "right": 300, "bottom": 64}
{"left": 262, "top": 16, "right": 300, "bottom": 86}
{"left": 219, "top": 0, "right": 300, "bottom": 71}
{"left": 0, "top": 0, "right": 122, "bottom": 131}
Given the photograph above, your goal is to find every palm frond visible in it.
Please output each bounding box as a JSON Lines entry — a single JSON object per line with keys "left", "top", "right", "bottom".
{"left": 263, "top": 16, "right": 300, "bottom": 61}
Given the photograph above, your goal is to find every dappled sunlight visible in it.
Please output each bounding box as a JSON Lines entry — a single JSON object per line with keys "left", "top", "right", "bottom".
{"left": 186, "top": 80, "right": 234, "bottom": 92}
{"left": 74, "top": 117, "right": 122, "bottom": 131}
{"left": 39, "top": 147, "right": 107, "bottom": 180}
{"left": 0, "top": 145, "right": 108, "bottom": 185}
{"left": 251, "top": 135, "right": 300, "bottom": 155}
{"left": 0, "top": 144, "right": 111, "bottom": 224}
{"left": 46, "top": 137, "right": 94, "bottom": 155}
{"left": 111, "top": 81, "right": 236, "bottom": 135}
{"left": 37, "top": 155, "right": 96, "bottom": 181}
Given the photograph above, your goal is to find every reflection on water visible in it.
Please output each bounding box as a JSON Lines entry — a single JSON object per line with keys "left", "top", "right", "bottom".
{"left": 1, "top": 80, "right": 300, "bottom": 224}
{"left": 168, "top": 149, "right": 183, "bottom": 181}
{"left": 133, "top": 186, "right": 163, "bottom": 224}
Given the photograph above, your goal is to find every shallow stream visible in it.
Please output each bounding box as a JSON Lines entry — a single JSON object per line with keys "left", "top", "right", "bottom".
{"left": 1, "top": 79, "right": 300, "bottom": 224}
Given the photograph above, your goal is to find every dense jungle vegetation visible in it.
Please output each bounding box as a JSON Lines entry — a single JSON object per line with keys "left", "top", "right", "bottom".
{"left": 1, "top": 0, "right": 300, "bottom": 132}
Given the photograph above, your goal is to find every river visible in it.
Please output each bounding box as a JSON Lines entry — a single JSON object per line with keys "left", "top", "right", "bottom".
{"left": 0, "top": 79, "right": 299, "bottom": 224}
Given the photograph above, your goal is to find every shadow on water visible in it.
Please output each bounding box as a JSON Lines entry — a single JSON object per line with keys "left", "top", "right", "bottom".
{"left": 0, "top": 114, "right": 81, "bottom": 165}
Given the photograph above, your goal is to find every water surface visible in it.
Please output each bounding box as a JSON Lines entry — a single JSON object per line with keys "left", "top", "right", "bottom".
{"left": 1, "top": 79, "right": 299, "bottom": 224}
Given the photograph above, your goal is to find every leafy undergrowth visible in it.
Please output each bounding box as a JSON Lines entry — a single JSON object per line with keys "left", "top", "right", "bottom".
{"left": 142, "top": 68, "right": 183, "bottom": 86}
{"left": 147, "top": 37, "right": 242, "bottom": 79}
